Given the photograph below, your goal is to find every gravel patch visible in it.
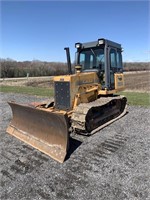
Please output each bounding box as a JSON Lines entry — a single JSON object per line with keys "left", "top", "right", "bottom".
{"left": 0, "top": 92, "right": 150, "bottom": 200}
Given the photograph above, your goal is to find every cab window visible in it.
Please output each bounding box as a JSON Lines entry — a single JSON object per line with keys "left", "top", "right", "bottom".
{"left": 79, "top": 48, "right": 105, "bottom": 70}
{"left": 110, "top": 49, "right": 117, "bottom": 68}
{"left": 110, "top": 49, "right": 122, "bottom": 70}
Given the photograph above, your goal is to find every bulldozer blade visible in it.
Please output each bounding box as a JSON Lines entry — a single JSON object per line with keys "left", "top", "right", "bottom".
{"left": 7, "top": 102, "right": 69, "bottom": 163}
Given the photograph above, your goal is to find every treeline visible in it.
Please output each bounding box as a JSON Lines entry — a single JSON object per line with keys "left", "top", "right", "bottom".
{"left": 123, "top": 62, "right": 150, "bottom": 72}
{"left": 0, "top": 59, "right": 69, "bottom": 78}
{"left": 0, "top": 59, "right": 149, "bottom": 78}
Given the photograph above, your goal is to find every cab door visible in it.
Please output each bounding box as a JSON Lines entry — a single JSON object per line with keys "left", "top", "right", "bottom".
{"left": 109, "top": 48, "right": 123, "bottom": 89}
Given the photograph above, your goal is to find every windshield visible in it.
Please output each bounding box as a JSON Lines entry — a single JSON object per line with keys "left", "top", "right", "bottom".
{"left": 79, "top": 48, "right": 105, "bottom": 71}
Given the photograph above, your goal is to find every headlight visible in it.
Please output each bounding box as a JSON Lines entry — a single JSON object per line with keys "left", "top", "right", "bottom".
{"left": 98, "top": 39, "right": 104, "bottom": 45}
{"left": 75, "top": 43, "right": 82, "bottom": 49}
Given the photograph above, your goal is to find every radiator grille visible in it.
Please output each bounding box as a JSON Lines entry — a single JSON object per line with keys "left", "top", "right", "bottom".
{"left": 54, "top": 81, "right": 71, "bottom": 110}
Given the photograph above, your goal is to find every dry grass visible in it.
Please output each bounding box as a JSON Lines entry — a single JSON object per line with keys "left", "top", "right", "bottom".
{"left": 124, "top": 71, "right": 150, "bottom": 92}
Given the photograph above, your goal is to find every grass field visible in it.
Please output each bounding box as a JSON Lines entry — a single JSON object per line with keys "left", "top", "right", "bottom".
{"left": 119, "top": 91, "right": 150, "bottom": 106}
{"left": 0, "top": 85, "right": 53, "bottom": 97}
{"left": 0, "top": 71, "right": 150, "bottom": 106}
{"left": 1, "top": 85, "right": 150, "bottom": 106}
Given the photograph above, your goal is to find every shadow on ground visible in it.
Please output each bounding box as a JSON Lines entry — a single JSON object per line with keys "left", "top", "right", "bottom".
{"left": 65, "top": 137, "right": 82, "bottom": 161}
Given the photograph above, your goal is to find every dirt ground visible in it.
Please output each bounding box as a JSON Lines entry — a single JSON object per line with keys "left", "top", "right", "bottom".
{"left": 0, "top": 92, "right": 150, "bottom": 200}
{"left": 124, "top": 71, "right": 150, "bottom": 92}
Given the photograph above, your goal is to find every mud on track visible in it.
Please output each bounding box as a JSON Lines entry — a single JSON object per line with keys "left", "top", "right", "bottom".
{"left": 0, "top": 92, "right": 150, "bottom": 200}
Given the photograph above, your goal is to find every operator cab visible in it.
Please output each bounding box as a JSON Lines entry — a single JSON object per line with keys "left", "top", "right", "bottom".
{"left": 75, "top": 38, "right": 123, "bottom": 90}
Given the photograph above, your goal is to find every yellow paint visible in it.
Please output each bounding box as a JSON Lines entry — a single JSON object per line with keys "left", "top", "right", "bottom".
{"left": 115, "top": 73, "right": 125, "bottom": 90}
{"left": 53, "top": 71, "right": 125, "bottom": 110}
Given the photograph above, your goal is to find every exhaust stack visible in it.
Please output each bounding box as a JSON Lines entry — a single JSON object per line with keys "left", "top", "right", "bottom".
{"left": 64, "top": 47, "right": 72, "bottom": 74}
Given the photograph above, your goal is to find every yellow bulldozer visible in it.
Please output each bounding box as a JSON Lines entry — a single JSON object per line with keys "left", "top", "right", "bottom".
{"left": 7, "top": 38, "right": 127, "bottom": 163}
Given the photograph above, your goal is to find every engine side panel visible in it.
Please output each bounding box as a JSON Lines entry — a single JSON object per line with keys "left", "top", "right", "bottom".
{"left": 54, "top": 72, "right": 100, "bottom": 110}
